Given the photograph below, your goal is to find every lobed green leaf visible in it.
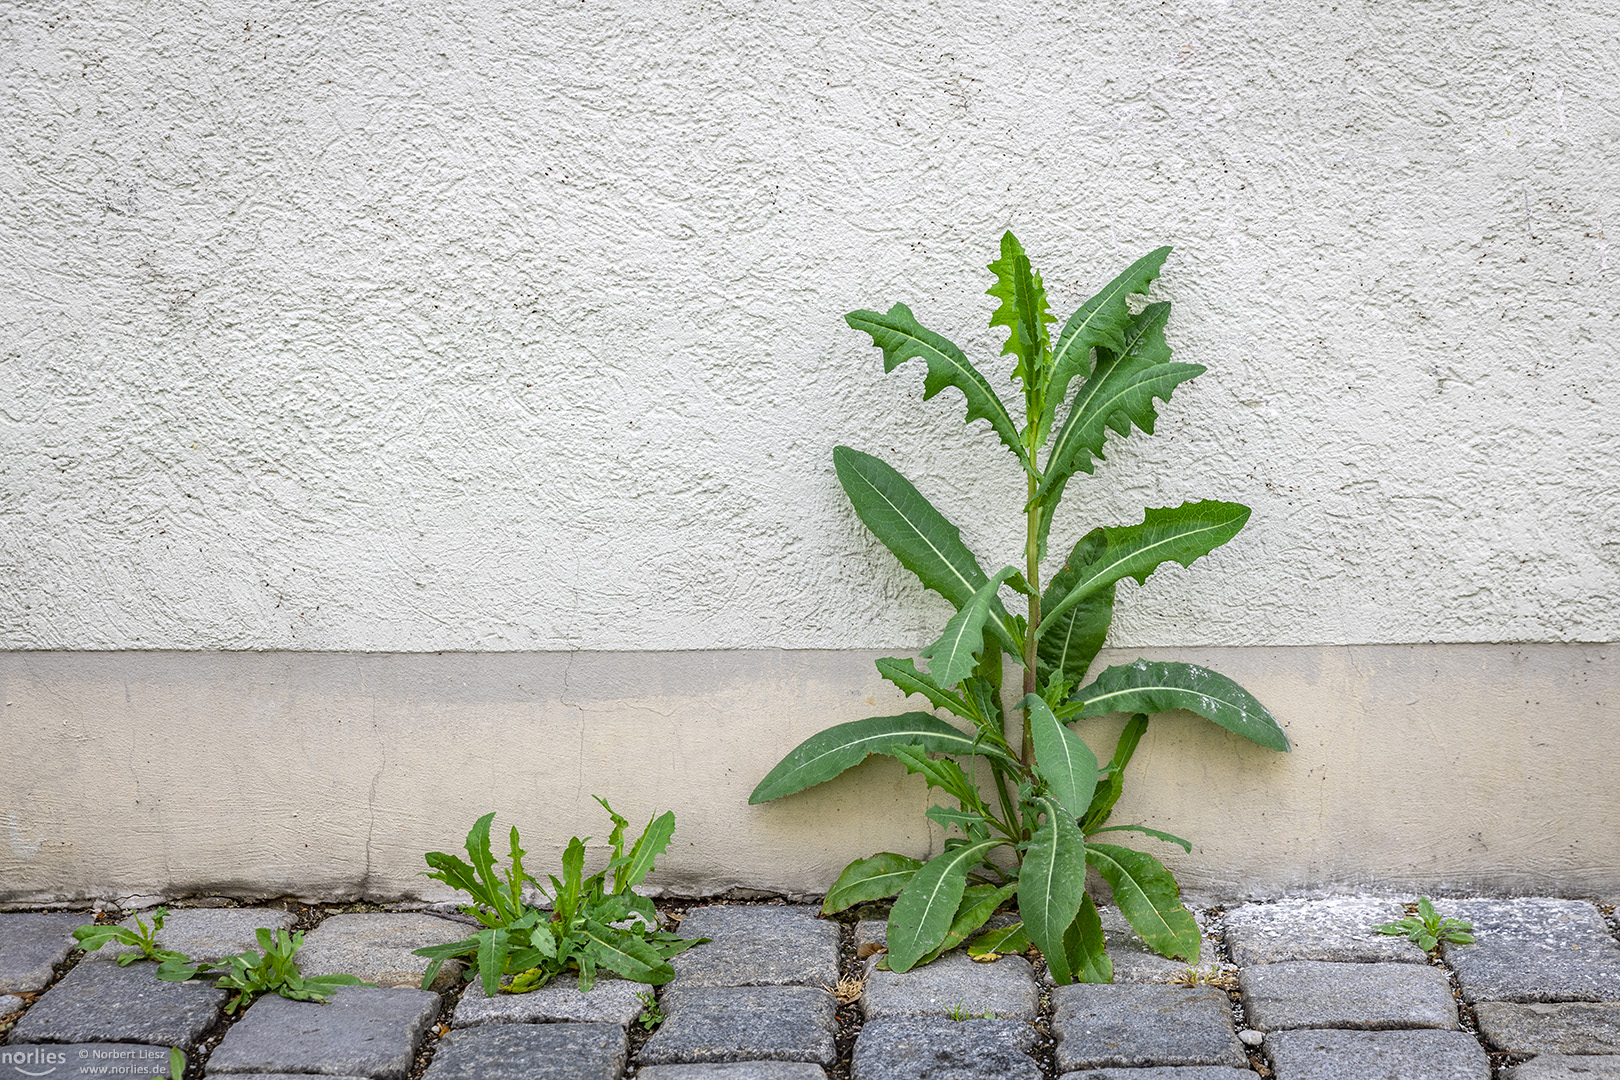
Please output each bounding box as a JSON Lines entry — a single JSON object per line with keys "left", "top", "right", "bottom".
{"left": 1038, "top": 532, "right": 1117, "bottom": 692}
{"left": 1041, "top": 246, "right": 1172, "bottom": 441}
{"left": 986, "top": 230, "right": 1055, "bottom": 388}
{"left": 846, "top": 304, "right": 1029, "bottom": 467}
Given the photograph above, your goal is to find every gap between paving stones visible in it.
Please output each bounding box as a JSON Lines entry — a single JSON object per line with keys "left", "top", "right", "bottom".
{"left": 6, "top": 896, "right": 1620, "bottom": 1080}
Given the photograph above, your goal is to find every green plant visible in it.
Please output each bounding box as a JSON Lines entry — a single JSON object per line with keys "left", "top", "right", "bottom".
{"left": 73, "top": 908, "right": 190, "bottom": 968}
{"left": 212, "top": 928, "right": 367, "bottom": 1013}
{"left": 946, "top": 1001, "right": 997, "bottom": 1021}
{"left": 634, "top": 989, "right": 665, "bottom": 1029}
{"left": 413, "top": 801, "right": 705, "bottom": 996}
{"left": 750, "top": 233, "right": 1290, "bottom": 984}
{"left": 1376, "top": 897, "right": 1475, "bottom": 950}
{"left": 147, "top": 1048, "right": 185, "bottom": 1080}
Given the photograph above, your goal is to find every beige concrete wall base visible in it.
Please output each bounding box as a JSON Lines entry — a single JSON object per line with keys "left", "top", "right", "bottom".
{"left": 1, "top": 645, "right": 1614, "bottom": 906}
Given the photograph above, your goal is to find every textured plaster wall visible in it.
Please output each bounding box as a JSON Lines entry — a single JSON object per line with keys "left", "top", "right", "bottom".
{"left": 3, "top": 0, "right": 1618, "bottom": 651}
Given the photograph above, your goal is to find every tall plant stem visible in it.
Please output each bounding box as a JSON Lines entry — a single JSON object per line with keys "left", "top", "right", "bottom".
{"left": 1022, "top": 473, "right": 1040, "bottom": 767}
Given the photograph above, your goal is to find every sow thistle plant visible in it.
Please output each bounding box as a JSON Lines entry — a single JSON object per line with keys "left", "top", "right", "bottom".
{"left": 751, "top": 233, "right": 1290, "bottom": 982}
{"left": 414, "top": 800, "right": 703, "bottom": 996}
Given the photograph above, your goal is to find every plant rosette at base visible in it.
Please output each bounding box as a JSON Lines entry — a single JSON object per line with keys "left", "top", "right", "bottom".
{"left": 414, "top": 800, "right": 705, "bottom": 996}
{"left": 752, "top": 233, "right": 1290, "bottom": 983}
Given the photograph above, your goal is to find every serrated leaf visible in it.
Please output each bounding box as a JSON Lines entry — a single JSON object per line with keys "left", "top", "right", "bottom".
{"left": 1035, "top": 502, "right": 1251, "bottom": 640}
{"left": 919, "top": 567, "right": 1019, "bottom": 686}
{"left": 925, "top": 804, "right": 991, "bottom": 839}
{"left": 846, "top": 304, "right": 1029, "bottom": 467}
{"left": 1038, "top": 532, "right": 1116, "bottom": 691}
{"left": 823, "top": 853, "right": 924, "bottom": 914}
{"left": 876, "top": 657, "right": 973, "bottom": 717}
{"left": 1041, "top": 247, "right": 1172, "bottom": 440}
{"left": 580, "top": 921, "right": 674, "bottom": 984}
{"left": 1037, "top": 301, "right": 1200, "bottom": 500}
{"left": 987, "top": 230, "right": 1055, "bottom": 387}
{"left": 1035, "top": 313, "right": 1206, "bottom": 559}
{"left": 1072, "top": 660, "right": 1289, "bottom": 752}
{"left": 922, "top": 882, "right": 1020, "bottom": 964}
{"left": 463, "top": 813, "right": 502, "bottom": 910}
{"left": 750, "top": 713, "right": 1008, "bottom": 804}
{"left": 1018, "top": 794, "right": 1088, "bottom": 984}
{"left": 618, "top": 811, "right": 675, "bottom": 894}
{"left": 1023, "top": 694, "right": 1099, "bottom": 822}
{"left": 1065, "top": 893, "right": 1113, "bottom": 983}
{"left": 887, "top": 837, "right": 1004, "bottom": 972}
{"left": 1086, "top": 842, "right": 1200, "bottom": 962}
{"left": 834, "top": 446, "right": 1020, "bottom": 655}
{"left": 889, "top": 745, "right": 986, "bottom": 811}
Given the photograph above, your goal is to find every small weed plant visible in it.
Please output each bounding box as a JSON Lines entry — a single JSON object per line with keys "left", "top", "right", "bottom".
{"left": 752, "top": 234, "right": 1289, "bottom": 983}
{"left": 74, "top": 913, "right": 366, "bottom": 1009}
{"left": 414, "top": 800, "right": 704, "bottom": 996}
{"left": 146, "top": 1048, "right": 185, "bottom": 1080}
{"left": 213, "top": 928, "right": 367, "bottom": 1013}
{"left": 634, "top": 989, "right": 664, "bottom": 1029}
{"left": 1376, "top": 897, "right": 1475, "bottom": 950}
{"left": 73, "top": 908, "right": 189, "bottom": 968}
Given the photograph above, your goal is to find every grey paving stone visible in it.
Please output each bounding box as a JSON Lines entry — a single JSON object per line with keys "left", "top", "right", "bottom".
{"left": 1504, "top": 1055, "right": 1620, "bottom": 1079}
{"left": 422, "top": 1023, "right": 626, "bottom": 1080}
{"left": 0, "top": 913, "right": 85, "bottom": 993}
{"left": 639, "top": 985, "right": 837, "bottom": 1066}
{"left": 1440, "top": 898, "right": 1620, "bottom": 1003}
{"left": 453, "top": 972, "right": 647, "bottom": 1027}
{"left": 1238, "top": 960, "right": 1457, "bottom": 1031}
{"left": 1223, "top": 898, "right": 1426, "bottom": 965}
{"left": 206, "top": 986, "right": 440, "bottom": 1080}
{"left": 204, "top": 1075, "right": 370, "bottom": 1080}
{"left": 0, "top": 994, "right": 22, "bottom": 1014}
{"left": 636, "top": 1065, "right": 828, "bottom": 1080}
{"left": 1474, "top": 1001, "right": 1620, "bottom": 1055}
{"left": 8, "top": 960, "right": 226, "bottom": 1049}
{"left": 88, "top": 907, "right": 298, "bottom": 963}
{"left": 861, "top": 951, "right": 1039, "bottom": 1021}
{"left": 850, "top": 1017, "right": 1041, "bottom": 1080}
{"left": 1058, "top": 1070, "right": 1258, "bottom": 1080}
{"left": 0, "top": 1043, "right": 179, "bottom": 1080}
{"left": 1264, "top": 1028, "right": 1489, "bottom": 1080}
{"left": 670, "top": 906, "right": 839, "bottom": 989}
{"left": 1098, "top": 906, "right": 1226, "bottom": 984}
{"left": 1052, "top": 984, "right": 1246, "bottom": 1070}
{"left": 296, "top": 912, "right": 469, "bottom": 990}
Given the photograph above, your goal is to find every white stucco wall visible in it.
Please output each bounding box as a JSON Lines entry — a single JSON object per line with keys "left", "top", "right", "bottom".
{"left": 3, "top": 0, "right": 1617, "bottom": 651}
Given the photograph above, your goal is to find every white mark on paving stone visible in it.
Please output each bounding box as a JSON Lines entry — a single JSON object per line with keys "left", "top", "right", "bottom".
{"left": 1223, "top": 897, "right": 1426, "bottom": 966}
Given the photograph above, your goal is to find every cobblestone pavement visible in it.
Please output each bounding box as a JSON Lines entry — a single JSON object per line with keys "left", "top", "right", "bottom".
{"left": 2, "top": 896, "right": 1618, "bottom": 1080}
